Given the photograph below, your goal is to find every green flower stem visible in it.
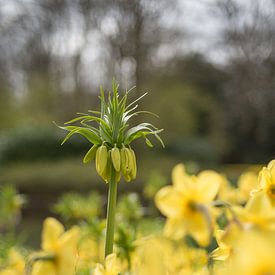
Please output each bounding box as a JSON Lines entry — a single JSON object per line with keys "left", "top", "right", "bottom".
{"left": 105, "top": 167, "right": 118, "bottom": 257}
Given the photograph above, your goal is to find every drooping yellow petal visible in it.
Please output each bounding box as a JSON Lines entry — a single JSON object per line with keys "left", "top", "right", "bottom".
{"left": 184, "top": 211, "right": 211, "bottom": 247}
{"left": 245, "top": 192, "right": 273, "bottom": 215}
{"left": 223, "top": 231, "right": 275, "bottom": 275}
{"left": 197, "top": 171, "right": 221, "bottom": 203}
{"left": 31, "top": 261, "right": 57, "bottom": 275}
{"left": 155, "top": 186, "right": 183, "bottom": 218}
{"left": 57, "top": 227, "right": 80, "bottom": 275}
{"left": 237, "top": 171, "right": 258, "bottom": 203}
{"left": 42, "top": 218, "right": 64, "bottom": 251}
{"left": 163, "top": 218, "right": 186, "bottom": 240}
{"left": 234, "top": 192, "right": 275, "bottom": 231}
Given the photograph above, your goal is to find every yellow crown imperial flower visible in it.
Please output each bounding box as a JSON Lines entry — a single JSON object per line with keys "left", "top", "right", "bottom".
{"left": 56, "top": 80, "right": 163, "bottom": 184}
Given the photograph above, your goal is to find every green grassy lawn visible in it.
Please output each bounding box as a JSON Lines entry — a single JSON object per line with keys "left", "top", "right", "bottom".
{"left": 0, "top": 154, "right": 176, "bottom": 192}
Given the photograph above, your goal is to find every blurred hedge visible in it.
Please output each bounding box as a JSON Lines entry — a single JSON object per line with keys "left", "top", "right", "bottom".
{"left": 0, "top": 126, "right": 89, "bottom": 164}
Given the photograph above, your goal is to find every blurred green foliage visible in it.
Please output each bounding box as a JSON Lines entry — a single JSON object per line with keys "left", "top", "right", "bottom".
{"left": 0, "top": 184, "right": 26, "bottom": 231}
{"left": 117, "top": 193, "right": 144, "bottom": 225}
{"left": 53, "top": 192, "right": 102, "bottom": 222}
{"left": 143, "top": 170, "right": 167, "bottom": 199}
{"left": 0, "top": 184, "right": 26, "bottom": 263}
{"left": 0, "top": 126, "right": 90, "bottom": 164}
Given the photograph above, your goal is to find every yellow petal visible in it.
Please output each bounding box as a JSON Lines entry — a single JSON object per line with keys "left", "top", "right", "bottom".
{"left": 42, "top": 218, "right": 64, "bottom": 251}
{"left": 155, "top": 186, "right": 183, "bottom": 218}
{"left": 259, "top": 167, "right": 272, "bottom": 190}
{"left": 31, "top": 261, "right": 56, "bottom": 275}
{"left": 214, "top": 229, "right": 227, "bottom": 247}
{"left": 105, "top": 253, "right": 121, "bottom": 274}
{"left": 58, "top": 227, "right": 80, "bottom": 275}
{"left": 267, "top": 159, "right": 275, "bottom": 178}
{"left": 163, "top": 218, "right": 186, "bottom": 240}
{"left": 172, "top": 164, "right": 193, "bottom": 191}
{"left": 172, "top": 164, "right": 186, "bottom": 186}
{"left": 8, "top": 249, "right": 25, "bottom": 272}
{"left": 210, "top": 247, "right": 231, "bottom": 261}
{"left": 94, "top": 263, "right": 105, "bottom": 275}
{"left": 0, "top": 269, "right": 16, "bottom": 275}
{"left": 197, "top": 171, "right": 221, "bottom": 202}
{"left": 184, "top": 212, "right": 211, "bottom": 247}
{"left": 245, "top": 192, "right": 273, "bottom": 215}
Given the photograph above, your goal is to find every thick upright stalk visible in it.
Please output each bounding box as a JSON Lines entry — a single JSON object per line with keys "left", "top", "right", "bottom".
{"left": 105, "top": 167, "right": 118, "bottom": 257}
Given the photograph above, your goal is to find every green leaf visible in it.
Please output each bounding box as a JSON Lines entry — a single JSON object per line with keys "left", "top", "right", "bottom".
{"left": 64, "top": 115, "right": 94, "bottom": 125}
{"left": 58, "top": 125, "right": 102, "bottom": 145}
{"left": 126, "top": 92, "right": 148, "bottom": 110}
{"left": 145, "top": 138, "right": 153, "bottom": 147}
{"left": 125, "top": 123, "right": 158, "bottom": 140}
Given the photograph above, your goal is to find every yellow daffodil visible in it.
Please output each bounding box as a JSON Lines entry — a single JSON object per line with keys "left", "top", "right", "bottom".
{"left": 210, "top": 222, "right": 242, "bottom": 262}
{"left": 94, "top": 253, "right": 121, "bottom": 275}
{"left": 222, "top": 231, "right": 275, "bottom": 275}
{"left": 251, "top": 160, "right": 275, "bottom": 205}
{"left": 132, "top": 236, "right": 171, "bottom": 275}
{"left": 210, "top": 230, "right": 231, "bottom": 262}
{"left": 233, "top": 192, "right": 275, "bottom": 231}
{"left": 0, "top": 249, "right": 25, "bottom": 275}
{"left": 237, "top": 171, "right": 258, "bottom": 203}
{"left": 155, "top": 164, "right": 221, "bottom": 246}
{"left": 31, "top": 217, "right": 79, "bottom": 275}
{"left": 77, "top": 238, "right": 101, "bottom": 272}
{"left": 133, "top": 236, "right": 208, "bottom": 275}
{"left": 216, "top": 175, "right": 238, "bottom": 205}
{"left": 166, "top": 244, "right": 209, "bottom": 275}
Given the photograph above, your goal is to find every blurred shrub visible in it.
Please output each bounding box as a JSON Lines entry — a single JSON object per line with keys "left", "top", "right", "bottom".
{"left": 166, "top": 136, "right": 219, "bottom": 164}
{"left": 0, "top": 184, "right": 26, "bottom": 232}
{"left": 143, "top": 170, "right": 167, "bottom": 199}
{"left": 116, "top": 193, "right": 144, "bottom": 225}
{"left": 0, "top": 126, "right": 90, "bottom": 164}
{"left": 52, "top": 192, "right": 102, "bottom": 222}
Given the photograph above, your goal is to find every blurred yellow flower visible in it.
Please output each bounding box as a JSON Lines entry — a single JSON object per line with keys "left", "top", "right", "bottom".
{"left": 222, "top": 231, "right": 275, "bottom": 275}
{"left": 133, "top": 236, "right": 171, "bottom": 275}
{"left": 234, "top": 191, "right": 275, "bottom": 231}
{"left": 252, "top": 160, "right": 275, "bottom": 205}
{"left": 0, "top": 249, "right": 25, "bottom": 275}
{"left": 133, "top": 236, "right": 208, "bottom": 275}
{"left": 31, "top": 217, "right": 79, "bottom": 275}
{"left": 94, "top": 253, "right": 121, "bottom": 275}
{"left": 237, "top": 171, "right": 258, "bottom": 203}
{"left": 216, "top": 175, "right": 238, "bottom": 205}
{"left": 210, "top": 222, "right": 242, "bottom": 262}
{"left": 77, "top": 238, "right": 100, "bottom": 272}
{"left": 155, "top": 164, "right": 221, "bottom": 246}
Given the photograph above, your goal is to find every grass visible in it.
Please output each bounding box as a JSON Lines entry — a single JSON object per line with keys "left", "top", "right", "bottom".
{"left": 0, "top": 154, "right": 176, "bottom": 192}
